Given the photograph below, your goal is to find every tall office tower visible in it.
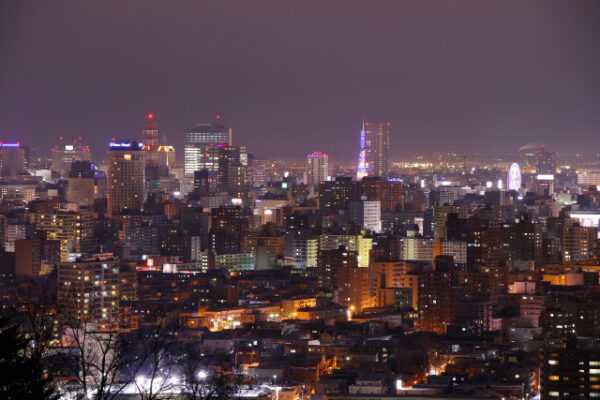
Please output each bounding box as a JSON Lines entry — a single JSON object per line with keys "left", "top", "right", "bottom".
{"left": 218, "top": 145, "right": 251, "bottom": 205}
{"left": 305, "top": 151, "right": 328, "bottom": 188}
{"left": 58, "top": 253, "right": 120, "bottom": 328}
{"left": 107, "top": 140, "right": 145, "bottom": 216}
{"left": 349, "top": 198, "right": 382, "bottom": 233}
{"left": 35, "top": 211, "right": 94, "bottom": 261}
{"left": 218, "top": 145, "right": 241, "bottom": 180}
{"left": 250, "top": 157, "right": 267, "bottom": 188}
{"left": 51, "top": 139, "right": 92, "bottom": 177}
{"left": 141, "top": 113, "right": 159, "bottom": 165}
{"left": 0, "top": 142, "right": 26, "bottom": 177}
{"left": 536, "top": 145, "right": 556, "bottom": 175}
{"left": 184, "top": 124, "right": 233, "bottom": 175}
{"left": 357, "top": 121, "right": 390, "bottom": 179}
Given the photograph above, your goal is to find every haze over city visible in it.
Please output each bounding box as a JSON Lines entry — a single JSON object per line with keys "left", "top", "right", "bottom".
{"left": 2, "top": 2, "right": 600, "bottom": 400}
{"left": 1, "top": 1, "right": 600, "bottom": 160}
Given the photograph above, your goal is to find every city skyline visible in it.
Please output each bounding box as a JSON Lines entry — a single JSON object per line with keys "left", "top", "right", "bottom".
{"left": 1, "top": 1, "right": 600, "bottom": 159}
{"left": 2, "top": 3, "right": 600, "bottom": 399}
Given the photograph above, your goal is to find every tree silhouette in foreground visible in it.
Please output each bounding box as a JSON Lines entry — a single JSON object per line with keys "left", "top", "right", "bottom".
{"left": 0, "top": 316, "right": 59, "bottom": 400}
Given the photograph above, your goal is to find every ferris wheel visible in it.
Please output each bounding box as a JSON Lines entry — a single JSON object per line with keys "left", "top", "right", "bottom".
{"left": 507, "top": 163, "right": 521, "bottom": 191}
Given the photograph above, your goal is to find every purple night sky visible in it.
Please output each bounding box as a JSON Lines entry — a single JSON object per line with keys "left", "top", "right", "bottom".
{"left": 1, "top": 1, "right": 599, "bottom": 161}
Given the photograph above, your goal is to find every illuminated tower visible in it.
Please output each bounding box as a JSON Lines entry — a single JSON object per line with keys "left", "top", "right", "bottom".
{"left": 107, "top": 140, "right": 145, "bottom": 216}
{"left": 142, "top": 113, "right": 159, "bottom": 165}
{"left": 356, "top": 121, "right": 368, "bottom": 180}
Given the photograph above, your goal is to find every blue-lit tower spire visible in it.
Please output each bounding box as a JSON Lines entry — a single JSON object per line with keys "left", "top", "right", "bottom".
{"left": 356, "top": 119, "right": 368, "bottom": 180}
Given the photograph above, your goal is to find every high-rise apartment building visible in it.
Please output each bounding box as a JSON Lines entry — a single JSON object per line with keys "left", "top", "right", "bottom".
{"left": 35, "top": 211, "right": 95, "bottom": 261}
{"left": 107, "top": 140, "right": 145, "bottom": 216}
{"left": 184, "top": 124, "right": 233, "bottom": 175}
{"left": 562, "top": 224, "right": 598, "bottom": 262}
{"left": 293, "top": 237, "right": 318, "bottom": 269}
{"left": 360, "top": 121, "right": 390, "bottom": 179}
{"left": 58, "top": 253, "right": 120, "bottom": 328}
{"left": 349, "top": 199, "right": 382, "bottom": 233}
{"left": 305, "top": 152, "right": 328, "bottom": 188}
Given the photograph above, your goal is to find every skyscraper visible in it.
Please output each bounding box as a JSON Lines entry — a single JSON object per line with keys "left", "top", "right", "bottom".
{"left": 217, "top": 145, "right": 251, "bottom": 206}
{"left": 184, "top": 124, "right": 233, "bottom": 175}
{"left": 141, "top": 113, "right": 159, "bottom": 165}
{"left": 305, "top": 151, "right": 328, "bottom": 188}
{"left": 365, "top": 121, "right": 390, "bottom": 178}
{"left": 0, "top": 142, "right": 26, "bottom": 177}
{"left": 357, "top": 121, "right": 390, "bottom": 179}
{"left": 107, "top": 140, "right": 145, "bottom": 215}
{"left": 51, "top": 139, "right": 91, "bottom": 177}
{"left": 536, "top": 145, "right": 556, "bottom": 175}
{"left": 250, "top": 157, "right": 267, "bottom": 188}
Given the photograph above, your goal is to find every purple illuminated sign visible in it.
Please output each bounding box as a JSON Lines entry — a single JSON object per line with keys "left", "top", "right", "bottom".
{"left": 0, "top": 142, "right": 21, "bottom": 148}
{"left": 109, "top": 142, "right": 132, "bottom": 148}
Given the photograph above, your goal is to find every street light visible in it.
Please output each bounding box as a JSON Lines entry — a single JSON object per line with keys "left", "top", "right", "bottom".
{"left": 273, "top": 374, "right": 279, "bottom": 400}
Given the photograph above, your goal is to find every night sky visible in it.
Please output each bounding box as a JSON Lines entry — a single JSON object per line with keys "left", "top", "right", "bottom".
{"left": 1, "top": 1, "right": 599, "bottom": 161}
